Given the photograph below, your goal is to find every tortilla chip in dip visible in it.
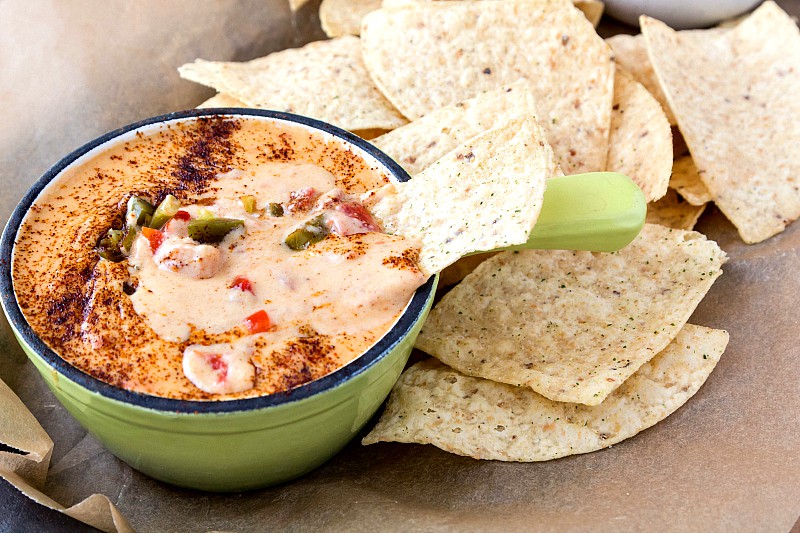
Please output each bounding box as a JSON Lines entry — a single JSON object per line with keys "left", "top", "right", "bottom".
{"left": 642, "top": 2, "right": 800, "bottom": 243}
{"left": 364, "top": 324, "right": 728, "bottom": 461}
{"left": 360, "top": 0, "right": 615, "bottom": 174}
{"left": 179, "top": 36, "right": 407, "bottom": 132}
{"left": 670, "top": 155, "right": 713, "bottom": 206}
{"left": 646, "top": 189, "right": 706, "bottom": 231}
{"left": 372, "top": 82, "right": 544, "bottom": 176}
{"left": 415, "top": 223, "right": 726, "bottom": 405}
{"left": 606, "top": 69, "right": 672, "bottom": 202}
{"left": 370, "top": 115, "right": 555, "bottom": 276}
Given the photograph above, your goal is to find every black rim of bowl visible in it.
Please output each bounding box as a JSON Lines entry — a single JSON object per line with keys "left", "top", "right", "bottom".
{"left": 0, "top": 108, "right": 435, "bottom": 414}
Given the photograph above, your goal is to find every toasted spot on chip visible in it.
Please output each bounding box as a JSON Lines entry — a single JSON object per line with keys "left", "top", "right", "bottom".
{"left": 646, "top": 189, "right": 706, "bottom": 230}
{"left": 370, "top": 115, "right": 555, "bottom": 276}
{"left": 671, "top": 155, "right": 713, "bottom": 206}
{"left": 321, "top": 0, "right": 381, "bottom": 37}
{"left": 372, "top": 81, "right": 549, "bottom": 176}
{"left": 642, "top": 2, "right": 800, "bottom": 243}
{"left": 606, "top": 69, "right": 672, "bottom": 202}
{"left": 179, "top": 36, "right": 407, "bottom": 132}
{"left": 361, "top": 0, "right": 614, "bottom": 173}
{"left": 415, "top": 223, "right": 726, "bottom": 405}
{"left": 363, "top": 324, "right": 728, "bottom": 461}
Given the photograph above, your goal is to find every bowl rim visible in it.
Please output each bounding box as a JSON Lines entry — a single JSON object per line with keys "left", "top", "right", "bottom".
{"left": 0, "top": 108, "right": 436, "bottom": 415}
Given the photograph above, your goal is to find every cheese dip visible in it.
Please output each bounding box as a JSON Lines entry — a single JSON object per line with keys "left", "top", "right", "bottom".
{"left": 12, "top": 116, "right": 426, "bottom": 400}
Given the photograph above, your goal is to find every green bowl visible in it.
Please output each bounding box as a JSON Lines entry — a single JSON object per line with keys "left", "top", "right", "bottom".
{"left": 0, "top": 109, "right": 438, "bottom": 492}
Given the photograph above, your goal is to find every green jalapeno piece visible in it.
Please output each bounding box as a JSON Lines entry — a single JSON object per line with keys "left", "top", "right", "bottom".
{"left": 268, "top": 203, "right": 284, "bottom": 217}
{"left": 188, "top": 218, "right": 245, "bottom": 244}
{"left": 96, "top": 229, "right": 125, "bottom": 262}
{"left": 126, "top": 196, "right": 155, "bottom": 227}
{"left": 240, "top": 195, "right": 259, "bottom": 214}
{"left": 149, "top": 194, "right": 181, "bottom": 229}
{"left": 120, "top": 226, "right": 138, "bottom": 254}
{"left": 197, "top": 208, "right": 215, "bottom": 220}
{"left": 285, "top": 216, "right": 328, "bottom": 250}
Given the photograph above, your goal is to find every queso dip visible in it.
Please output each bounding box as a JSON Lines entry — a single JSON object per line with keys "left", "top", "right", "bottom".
{"left": 12, "top": 116, "right": 426, "bottom": 400}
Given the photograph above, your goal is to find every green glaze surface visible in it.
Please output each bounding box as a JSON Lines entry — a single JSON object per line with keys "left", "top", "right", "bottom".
{"left": 522, "top": 172, "right": 646, "bottom": 252}
{"left": 10, "top": 281, "right": 435, "bottom": 492}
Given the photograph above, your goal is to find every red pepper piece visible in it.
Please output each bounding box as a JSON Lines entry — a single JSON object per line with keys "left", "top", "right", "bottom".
{"left": 336, "top": 202, "right": 380, "bottom": 232}
{"left": 230, "top": 276, "right": 254, "bottom": 294}
{"left": 173, "top": 210, "right": 191, "bottom": 221}
{"left": 141, "top": 227, "right": 164, "bottom": 253}
{"left": 206, "top": 354, "right": 228, "bottom": 384}
{"left": 244, "top": 310, "right": 271, "bottom": 334}
{"left": 286, "top": 187, "right": 319, "bottom": 213}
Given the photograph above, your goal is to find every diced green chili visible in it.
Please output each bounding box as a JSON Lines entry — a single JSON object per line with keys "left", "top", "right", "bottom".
{"left": 284, "top": 216, "right": 328, "bottom": 250}
{"left": 188, "top": 218, "right": 244, "bottom": 244}
{"left": 149, "top": 194, "right": 181, "bottom": 229}
{"left": 268, "top": 203, "right": 284, "bottom": 217}
{"left": 240, "top": 195, "right": 258, "bottom": 214}
{"left": 197, "top": 208, "right": 215, "bottom": 220}
{"left": 96, "top": 229, "right": 125, "bottom": 262}
{"left": 120, "top": 226, "right": 138, "bottom": 253}
{"left": 126, "top": 196, "right": 155, "bottom": 226}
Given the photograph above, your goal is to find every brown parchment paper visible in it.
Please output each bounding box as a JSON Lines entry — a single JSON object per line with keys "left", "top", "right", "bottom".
{"left": 1, "top": 1, "right": 799, "bottom": 531}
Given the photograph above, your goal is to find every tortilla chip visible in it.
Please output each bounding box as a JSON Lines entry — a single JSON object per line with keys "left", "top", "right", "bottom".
{"left": 196, "top": 94, "right": 391, "bottom": 141}
{"left": 642, "top": 2, "right": 800, "bottom": 243}
{"left": 670, "top": 155, "right": 712, "bottom": 206}
{"left": 416, "top": 223, "right": 726, "bottom": 405}
{"left": 672, "top": 125, "right": 688, "bottom": 158}
{"left": 574, "top": 0, "right": 603, "bottom": 27}
{"left": 438, "top": 252, "right": 497, "bottom": 288}
{"left": 361, "top": 0, "right": 615, "bottom": 174}
{"left": 370, "top": 116, "right": 555, "bottom": 276}
{"left": 716, "top": 12, "right": 748, "bottom": 29}
{"left": 321, "top": 0, "right": 381, "bottom": 37}
{"left": 196, "top": 93, "right": 249, "bottom": 109}
{"left": 363, "top": 324, "right": 728, "bottom": 461}
{"left": 352, "top": 128, "right": 390, "bottom": 140}
{"left": 606, "top": 34, "right": 675, "bottom": 125}
{"left": 646, "top": 189, "right": 706, "bottom": 230}
{"left": 381, "top": 0, "right": 603, "bottom": 27}
{"left": 606, "top": 28, "right": 729, "bottom": 125}
{"left": 289, "top": 0, "right": 313, "bottom": 11}
{"left": 179, "top": 36, "right": 407, "bottom": 132}
{"left": 372, "top": 82, "right": 542, "bottom": 176}
{"left": 606, "top": 69, "right": 672, "bottom": 202}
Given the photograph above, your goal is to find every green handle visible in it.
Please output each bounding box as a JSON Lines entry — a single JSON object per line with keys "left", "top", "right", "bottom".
{"left": 508, "top": 172, "right": 646, "bottom": 253}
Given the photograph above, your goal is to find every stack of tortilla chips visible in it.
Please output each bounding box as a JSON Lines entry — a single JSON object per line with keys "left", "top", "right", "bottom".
{"left": 177, "top": 0, "right": 800, "bottom": 460}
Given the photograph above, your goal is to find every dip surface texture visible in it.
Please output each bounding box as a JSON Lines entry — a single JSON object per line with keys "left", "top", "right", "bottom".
{"left": 13, "top": 116, "right": 425, "bottom": 400}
